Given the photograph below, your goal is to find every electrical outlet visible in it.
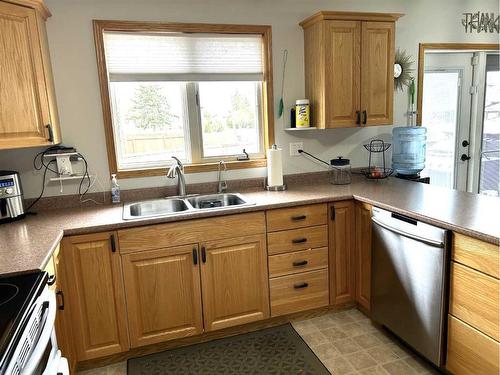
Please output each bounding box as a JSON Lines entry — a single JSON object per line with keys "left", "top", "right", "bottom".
{"left": 56, "top": 155, "right": 73, "bottom": 175}
{"left": 289, "top": 142, "right": 303, "bottom": 156}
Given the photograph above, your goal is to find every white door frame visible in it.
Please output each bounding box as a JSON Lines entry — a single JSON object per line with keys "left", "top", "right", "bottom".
{"left": 423, "top": 52, "right": 474, "bottom": 190}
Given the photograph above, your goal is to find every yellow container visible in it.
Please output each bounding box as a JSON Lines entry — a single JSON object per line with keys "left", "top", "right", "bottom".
{"left": 295, "top": 99, "right": 310, "bottom": 128}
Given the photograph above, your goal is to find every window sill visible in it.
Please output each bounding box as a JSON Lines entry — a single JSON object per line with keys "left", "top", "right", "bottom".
{"left": 116, "top": 158, "right": 267, "bottom": 179}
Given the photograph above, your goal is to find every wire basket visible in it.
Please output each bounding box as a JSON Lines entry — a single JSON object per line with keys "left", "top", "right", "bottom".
{"left": 363, "top": 140, "right": 391, "bottom": 153}
{"left": 360, "top": 167, "right": 394, "bottom": 179}
{"left": 362, "top": 139, "right": 392, "bottom": 180}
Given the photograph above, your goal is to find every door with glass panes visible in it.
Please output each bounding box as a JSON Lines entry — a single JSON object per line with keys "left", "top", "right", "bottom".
{"left": 422, "top": 51, "right": 499, "bottom": 196}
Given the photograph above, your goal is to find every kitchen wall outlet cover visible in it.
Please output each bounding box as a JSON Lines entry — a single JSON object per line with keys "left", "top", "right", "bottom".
{"left": 56, "top": 155, "right": 73, "bottom": 175}
{"left": 289, "top": 142, "right": 303, "bottom": 156}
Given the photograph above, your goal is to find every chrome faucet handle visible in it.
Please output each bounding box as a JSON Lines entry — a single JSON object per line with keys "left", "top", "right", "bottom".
{"left": 166, "top": 164, "right": 177, "bottom": 178}
{"left": 167, "top": 156, "right": 183, "bottom": 178}
{"left": 171, "top": 156, "right": 184, "bottom": 171}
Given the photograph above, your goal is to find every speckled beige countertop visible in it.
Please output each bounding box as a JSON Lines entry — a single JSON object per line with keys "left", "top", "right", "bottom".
{"left": 1, "top": 176, "right": 499, "bottom": 276}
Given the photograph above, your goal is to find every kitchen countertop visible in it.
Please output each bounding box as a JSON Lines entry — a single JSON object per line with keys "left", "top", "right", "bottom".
{"left": 1, "top": 176, "right": 499, "bottom": 276}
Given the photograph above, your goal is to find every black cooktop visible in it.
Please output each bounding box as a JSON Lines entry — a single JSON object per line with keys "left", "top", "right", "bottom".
{"left": 0, "top": 271, "right": 47, "bottom": 372}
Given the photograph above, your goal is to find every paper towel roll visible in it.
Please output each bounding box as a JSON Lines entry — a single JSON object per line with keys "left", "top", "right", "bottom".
{"left": 267, "top": 147, "right": 283, "bottom": 187}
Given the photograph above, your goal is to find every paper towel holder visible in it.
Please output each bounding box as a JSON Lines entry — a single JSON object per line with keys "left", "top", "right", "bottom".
{"left": 264, "top": 178, "right": 287, "bottom": 191}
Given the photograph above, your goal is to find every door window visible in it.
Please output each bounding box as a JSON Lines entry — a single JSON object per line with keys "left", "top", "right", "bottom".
{"left": 422, "top": 70, "right": 461, "bottom": 189}
{"left": 479, "top": 60, "right": 500, "bottom": 197}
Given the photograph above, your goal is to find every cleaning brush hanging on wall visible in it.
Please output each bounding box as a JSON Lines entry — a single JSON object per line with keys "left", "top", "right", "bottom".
{"left": 278, "top": 49, "right": 288, "bottom": 124}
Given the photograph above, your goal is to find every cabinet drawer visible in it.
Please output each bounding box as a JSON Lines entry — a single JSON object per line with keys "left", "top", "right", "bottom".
{"left": 450, "top": 262, "right": 499, "bottom": 340}
{"left": 267, "top": 225, "right": 328, "bottom": 255}
{"left": 270, "top": 269, "right": 329, "bottom": 317}
{"left": 266, "top": 204, "right": 327, "bottom": 232}
{"left": 268, "top": 247, "right": 328, "bottom": 278}
{"left": 453, "top": 233, "right": 499, "bottom": 279}
{"left": 447, "top": 315, "right": 499, "bottom": 375}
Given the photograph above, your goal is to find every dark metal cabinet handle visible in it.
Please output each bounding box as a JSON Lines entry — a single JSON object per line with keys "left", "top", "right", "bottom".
{"left": 292, "top": 260, "right": 308, "bottom": 267}
{"left": 110, "top": 234, "right": 116, "bottom": 252}
{"left": 201, "top": 246, "right": 207, "bottom": 263}
{"left": 355, "top": 111, "right": 361, "bottom": 125}
{"left": 46, "top": 124, "right": 54, "bottom": 143}
{"left": 47, "top": 274, "right": 56, "bottom": 286}
{"left": 294, "top": 282, "right": 309, "bottom": 289}
{"left": 362, "top": 110, "right": 367, "bottom": 125}
{"left": 461, "top": 154, "right": 471, "bottom": 161}
{"left": 192, "top": 248, "right": 198, "bottom": 265}
{"left": 292, "top": 238, "right": 307, "bottom": 244}
{"left": 462, "top": 140, "right": 470, "bottom": 147}
{"left": 56, "top": 290, "right": 65, "bottom": 310}
{"left": 330, "top": 206, "right": 335, "bottom": 221}
{"left": 291, "top": 215, "right": 307, "bottom": 221}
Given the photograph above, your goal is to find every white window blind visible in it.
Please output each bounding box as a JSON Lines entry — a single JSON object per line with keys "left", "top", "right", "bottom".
{"left": 103, "top": 32, "right": 264, "bottom": 82}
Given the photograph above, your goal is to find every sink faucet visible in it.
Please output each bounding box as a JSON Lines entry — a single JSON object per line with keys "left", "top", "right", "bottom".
{"left": 167, "top": 156, "right": 186, "bottom": 196}
{"left": 217, "top": 160, "right": 227, "bottom": 193}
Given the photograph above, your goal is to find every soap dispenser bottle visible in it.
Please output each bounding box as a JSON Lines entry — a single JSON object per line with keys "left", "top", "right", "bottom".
{"left": 111, "top": 174, "right": 120, "bottom": 203}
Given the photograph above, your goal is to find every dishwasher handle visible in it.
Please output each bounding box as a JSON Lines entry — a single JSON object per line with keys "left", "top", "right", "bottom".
{"left": 372, "top": 216, "right": 445, "bottom": 248}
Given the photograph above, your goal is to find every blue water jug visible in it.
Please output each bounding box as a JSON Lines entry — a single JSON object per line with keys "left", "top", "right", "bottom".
{"left": 392, "top": 126, "right": 427, "bottom": 176}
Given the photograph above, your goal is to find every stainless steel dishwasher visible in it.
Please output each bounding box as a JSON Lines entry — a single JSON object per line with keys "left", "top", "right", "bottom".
{"left": 371, "top": 207, "right": 449, "bottom": 367}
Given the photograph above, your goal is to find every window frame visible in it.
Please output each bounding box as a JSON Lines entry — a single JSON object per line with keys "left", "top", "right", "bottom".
{"left": 93, "top": 20, "right": 274, "bottom": 178}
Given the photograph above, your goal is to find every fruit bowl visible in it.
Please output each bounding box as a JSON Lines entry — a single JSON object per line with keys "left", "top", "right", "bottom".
{"left": 360, "top": 167, "right": 393, "bottom": 179}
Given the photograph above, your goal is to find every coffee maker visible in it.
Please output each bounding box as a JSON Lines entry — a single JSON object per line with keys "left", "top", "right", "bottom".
{"left": 0, "top": 171, "right": 25, "bottom": 222}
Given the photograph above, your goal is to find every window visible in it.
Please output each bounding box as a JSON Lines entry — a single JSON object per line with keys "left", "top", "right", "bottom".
{"left": 94, "top": 21, "right": 274, "bottom": 177}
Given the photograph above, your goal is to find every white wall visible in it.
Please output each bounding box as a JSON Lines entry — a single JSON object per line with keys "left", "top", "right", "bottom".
{"left": 0, "top": 0, "right": 497, "bottom": 198}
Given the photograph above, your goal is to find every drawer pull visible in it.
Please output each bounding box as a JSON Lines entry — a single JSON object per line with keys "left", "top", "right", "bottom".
{"left": 47, "top": 274, "right": 56, "bottom": 286}
{"left": 110, "top": 234, "right": 116, "bottom": 253}
{"left": 292, "top": 260, "right": 308, "bottom": 267}
{"left": 294, "top": 282, "right": 309, "bottom": 289}
{"left": 192, "top": 248, "right": 198, "bottom": 265}
{"left": 292, "top": 238, "right": 307, "bottom": 244}
{"left": 291, "top": 215, "right": 307, "bottom": 221}
{"left": 201, "top": 246, "right": 207, "bottom": 263}
{"left": 56, "top": 290, "right": 65, "bottom": 310}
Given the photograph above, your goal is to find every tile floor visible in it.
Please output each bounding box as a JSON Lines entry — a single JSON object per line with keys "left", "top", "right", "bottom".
{"left": 79, "top": 308, "right": 440, "bottom": 375}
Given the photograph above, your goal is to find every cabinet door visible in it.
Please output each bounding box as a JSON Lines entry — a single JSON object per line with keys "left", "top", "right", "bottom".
{"left": 355, "top": 202, "right": 372, "bottom": 312}
{"left": 0, "top": 2, "right": 53, "bottom": 148}
{"left": 63, "top": 233, "right": 129, "bottom": 360}
{"left": 44, "top": 244, "right": 76, "bottom": 372}
{"left": 201, "top": 235, "right": 269, "bottom": 331}
{"left": 329, "top": 201, "right": 355, "bottom": 305}
{"left": 324, "top": 20, "right": 361, "bottom": 128}
{"left": 122, "top": 245, "right": 203, "bottom": 348}
{"left": 360, "top": 21, "right": 394, "bottom": 126}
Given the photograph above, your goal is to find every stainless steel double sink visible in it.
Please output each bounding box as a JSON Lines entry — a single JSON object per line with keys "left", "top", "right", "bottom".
{"left": 122, "top": 193, "right": 253, "bottom": 220}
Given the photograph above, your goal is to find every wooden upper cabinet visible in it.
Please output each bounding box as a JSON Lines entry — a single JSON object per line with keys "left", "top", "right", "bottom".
{"left": 200, "top": 235, "right": 269, "bottom": 331}
{"left": 62, "top": 232, "right": 129, "bottom": 361}
{"left": 122, "top": 244, "right": 203, "bottom": 348}
{"left": 324, "top": 20, "right": 361, "bottom": 127}
{"left": 0, "top": 0, "right": 60, "bottom": 149}
{"left": 300, "top": 11, "right": 402, "bottom": 129}
{"left": 360, "top": 22, "right": 394, "bottom": 125}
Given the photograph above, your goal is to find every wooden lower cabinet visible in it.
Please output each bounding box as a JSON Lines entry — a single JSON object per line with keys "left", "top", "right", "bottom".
{"left": 452, "top": 232, "right": 499, "bottom": 279}
{"left": 122, "top": 244, "right": 203, "bottom": 348}
{"left": 44, "top": 244, "right": 76, "bottom": 372}
{"left": 270, "top": 269, "right": 329, "bottom": 316}
{"left": 354, "top": 201, "right": 372, "bottom": 311}
{"left": 450, "top": 262, "right": 499, "bottom": 341}
{"left": 447, "top": 315, "right": 499, "bottom": 375}
{"left": 268, "top": 247, "right": 328, "bottom": 278}
{"left": 200, "top": 235, "right": 269, "bottom": 331}
{"left": 62, "top": 232, "right": 129, "bottom": 361}
{"left": 329, "top": 201, "right": 355, "bottom": 305}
